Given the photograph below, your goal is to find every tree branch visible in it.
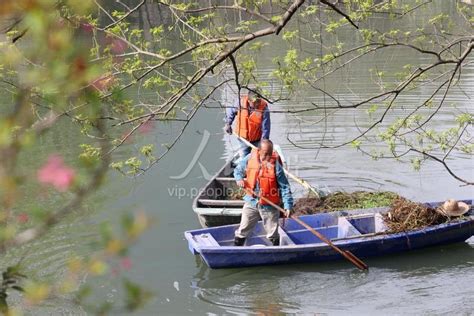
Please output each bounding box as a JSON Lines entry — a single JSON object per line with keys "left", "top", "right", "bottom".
{"left": 319, "top": 0, "right": 359, "bottom": 29}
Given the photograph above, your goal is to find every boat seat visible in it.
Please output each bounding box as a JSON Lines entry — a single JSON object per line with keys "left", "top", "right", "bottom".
{"left": 215, "top": 177, "right": 236, "bottom": 182}
{"left": 345, "top": 213, "right": 388, "bottom": 235}
{"left": 198, "top": 199, "right": 245, "bottom": 207}
{"left": 337, "top": 217, "right": 362, "bottom": 238}
{"left": 374, "top": 213, "right": 388, "bottom": 233}
{"left": 194, "top": 233, "right": 219, "bottom": 247}
{"left": 279, "top": 227, "right": 296, "bottom": 246}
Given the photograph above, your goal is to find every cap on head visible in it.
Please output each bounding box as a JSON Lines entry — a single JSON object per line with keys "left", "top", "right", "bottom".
{"left": 246, "top": 84, "right": 260, "bottom": 100}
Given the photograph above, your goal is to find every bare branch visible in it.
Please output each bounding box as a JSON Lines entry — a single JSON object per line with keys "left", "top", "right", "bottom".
{"left": 410, "top": 148, "right": 473, "bottom": 185}
{"left": 276, "top": 0, "right": 306, "bottom": 35}
{"left": 156, "top": 2, "right": 275, "bottom": 25}
{"left": 100, "top": 0, "right": 146, "bottom": 31}
{"left": 319, "top": 0, "right": 359, "bottom": 29}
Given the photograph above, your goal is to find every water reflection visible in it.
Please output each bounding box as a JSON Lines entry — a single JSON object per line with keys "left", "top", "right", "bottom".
{"left": 3, "top": 0, "right": 472, "bottom": 314}
{"left": 192, "top": 257, "right": 301, "bottom": 314}
{"left": 369, "top": 241, "right": 474, "bottom": 275}
{"left": 191, "top": 239, "right": 474, "bottom": 314}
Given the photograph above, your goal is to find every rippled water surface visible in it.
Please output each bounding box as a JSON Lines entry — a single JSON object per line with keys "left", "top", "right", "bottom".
{"left": 2, "top": 1, "right": 473, "bottom": 315}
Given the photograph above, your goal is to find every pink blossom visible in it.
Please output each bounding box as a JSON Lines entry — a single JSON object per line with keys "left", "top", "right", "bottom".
{"left": 91, "top": 75, "right": 114, "bottom": 92}
{"left": 120, "top": 257, "right": 132, "bottom": 271}
{"left": 138, "top": 121, "right": 155, "bottom": 134}
{"left": 110, "top": 39, "right": 127, "bottom": 54}
{"left": 17, "top": 213, "right": 29, "bottom": 224}
{"left": 37, "top": 155, "right": 76, "bottom": 192}
{"left": 81, "top": 23, "right": 93, "bottom": 33}
{"left": 56, "top": 18, "right": 66, "bottom": 28}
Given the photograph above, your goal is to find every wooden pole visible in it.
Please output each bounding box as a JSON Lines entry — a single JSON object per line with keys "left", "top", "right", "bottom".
{"left": 246, "top": 188, "right": 369, "bottom": 271}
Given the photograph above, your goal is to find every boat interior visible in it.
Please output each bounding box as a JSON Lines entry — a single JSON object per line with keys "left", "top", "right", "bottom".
{"left": 195, "top": 157, "right": 245, "bottom": 209}
{"left": 189, "top": 212, "right": 388, "bottom": 248}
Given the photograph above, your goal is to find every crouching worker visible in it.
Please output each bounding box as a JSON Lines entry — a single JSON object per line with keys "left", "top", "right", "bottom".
{"left": 233, "top": 139, "right": 293, "bottom": 246}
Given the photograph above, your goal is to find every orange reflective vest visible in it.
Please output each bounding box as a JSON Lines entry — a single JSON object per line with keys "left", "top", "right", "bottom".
{"left": 235, "top": 96, "right": 268, "bottom": 142}
{"left": 245, "top": 148, "right": 281, "bottom": 206}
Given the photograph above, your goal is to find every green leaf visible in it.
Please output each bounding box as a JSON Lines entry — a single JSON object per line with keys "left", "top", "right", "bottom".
{"left": 367, "top": 104, "right": 378, "bottom": 116}
{"left": 110, "top": 161, "right": 124, "bottom": 171}
{"left": 99, "top": 222, "right": 113, "bottom": 243}
{"left": 270, "top": 15, "right": 282, "bottom": 23}
{"left": 140, "top": 145, "right": 154, "bottom": 157}
{"left": 76, "top": 285, "right": 92, "bottom": 303}
{"left": 151, "top": 26, "right": 164, "bottom": 37}
{"left": 351, "top": 140, "right": 361, "bottom": 149}
{"left": 282, "top": 30, "right": 299, "bottom": 41}
{"left": 79, "top": 144, "right": 100, "bottom": 167}
{"left": 455, "top": 113, "right": 472, "bottom": 126}
{"left": 124, "top": 279, "right": 152, "bottom": 311}
{"left": 301, "top": 5, "right": 318, "bottom": 17}
{"left": 121, "top": 213, "right": 134, "bottom": 233}
{"left": 411, "top": 157, "right": 421, "bottom": 171}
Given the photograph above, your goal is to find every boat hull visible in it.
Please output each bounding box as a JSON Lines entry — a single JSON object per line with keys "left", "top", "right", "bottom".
{"left": 185, "top": 201, "right": 474, "bottom": 269}
{"left": 197, "top": 214, "right": 241, "bottom": 228}
{"left": 199, "top": 220, "right": 473, "bottom": 268}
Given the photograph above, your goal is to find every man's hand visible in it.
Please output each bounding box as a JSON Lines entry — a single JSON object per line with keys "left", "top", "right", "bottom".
{"left": 236, "top": 180, "right": 245, "bottom": 188}
{"left": 284, "top": 209, "right": 293, "bottom": 218}
{"left": 224, "top": 123, "right": 232, "bottom": 135}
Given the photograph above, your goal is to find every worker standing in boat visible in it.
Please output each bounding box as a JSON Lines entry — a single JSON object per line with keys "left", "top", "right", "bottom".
{"left": 224, "top": 85, "right": 270, "bottom": 157}
{"left": 233, "top": 139, "right": 293, "bottom": 246}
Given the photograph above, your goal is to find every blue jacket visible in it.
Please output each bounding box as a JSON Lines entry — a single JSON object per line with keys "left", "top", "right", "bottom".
{"left": 234, "top": 153, "right": 293, "bottom": 210}
{"left": 225, "top": 100, "right": 271, "bottom": 139}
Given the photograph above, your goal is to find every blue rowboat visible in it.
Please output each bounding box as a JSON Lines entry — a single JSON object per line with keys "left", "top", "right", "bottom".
{"left": 184, "top": 200, "right": 474, "bottom": 269}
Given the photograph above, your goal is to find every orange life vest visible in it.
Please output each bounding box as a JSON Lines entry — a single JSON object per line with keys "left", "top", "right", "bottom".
{"left": 235, "top": 96, "right": 268, "bottom": 142}
{"left": 245, "top": 148, "right": 281, "bottom": 206}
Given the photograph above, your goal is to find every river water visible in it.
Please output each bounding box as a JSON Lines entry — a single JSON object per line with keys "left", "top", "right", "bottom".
{"left": 2, "top": 1, "right": 474, "bottom": 315}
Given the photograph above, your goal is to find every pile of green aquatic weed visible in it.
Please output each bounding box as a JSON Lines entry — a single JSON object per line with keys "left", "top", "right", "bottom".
{"left": 293, "top": 191, "right": 401, "bottom": 216}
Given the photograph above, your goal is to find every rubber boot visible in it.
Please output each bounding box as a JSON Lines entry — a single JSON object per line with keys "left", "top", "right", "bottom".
{"left": 269, "top": 237, "right": 280, "bottom": 246}
{"left": 234, "top": 237, "right": 246, "bottom": 246}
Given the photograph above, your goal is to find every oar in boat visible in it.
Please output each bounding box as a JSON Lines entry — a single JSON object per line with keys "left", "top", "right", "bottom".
{"left": 245, "top": 188, "right": 369, "bottom": 271}
{"left": 233, "top": 133, "right": 321, "bottom": 198}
